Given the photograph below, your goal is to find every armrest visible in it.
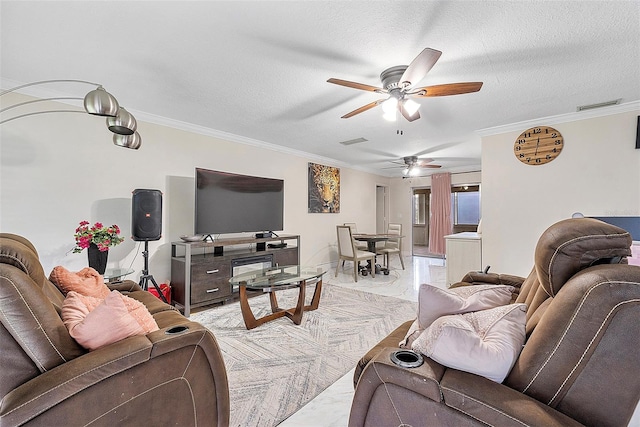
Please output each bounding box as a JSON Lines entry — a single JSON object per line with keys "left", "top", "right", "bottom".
{"left": 454, "top": 272, "right": 526, "bottom": 288}
{"left": 353, "top": 347, "right": 446, "bottom": 405}
{"left": 106, "top": 279, "right": 143, "bottom": 293}
{"left": 441, "top": 369, "right": 584, "bottom": 427}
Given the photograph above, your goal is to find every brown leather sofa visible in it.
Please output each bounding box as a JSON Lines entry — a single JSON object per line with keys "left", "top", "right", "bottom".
{"left": 0, "top": 233, "right": 230, "bottom": 426}
{"left": 350, "top": 218, "right": 640, "bottom": 427}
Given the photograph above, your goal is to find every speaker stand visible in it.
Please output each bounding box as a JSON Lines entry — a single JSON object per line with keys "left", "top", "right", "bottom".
{"left": 139, "top": 241, "right": 168, "bottom": 304}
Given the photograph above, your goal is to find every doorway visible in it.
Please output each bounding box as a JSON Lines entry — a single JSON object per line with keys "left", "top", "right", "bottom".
{"left": 375, "top": 185, "right": 388, "bottom": 234}
{"left": 412, "top": 187, "right": 431, "bottom": 256}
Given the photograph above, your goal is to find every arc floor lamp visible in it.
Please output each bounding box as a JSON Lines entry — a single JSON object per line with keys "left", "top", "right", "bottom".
{"left": 0, "top": 79, "right": 142, "bottom": 149}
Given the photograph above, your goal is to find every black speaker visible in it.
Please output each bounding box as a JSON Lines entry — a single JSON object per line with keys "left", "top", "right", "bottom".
{"left": 132, "top": 189, "right": 162, "bottom": 241}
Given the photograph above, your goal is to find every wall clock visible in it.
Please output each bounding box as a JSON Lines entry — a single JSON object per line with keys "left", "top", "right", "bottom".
{"left": 514, "top": 126, "right": 563, "bottom": 165}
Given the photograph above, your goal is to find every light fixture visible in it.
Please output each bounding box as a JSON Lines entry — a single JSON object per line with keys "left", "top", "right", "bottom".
{"left": 382, "top": 93, "right": 420, "bottom": 122}
{"left": 383, "top": 110, "right": 397, "bottom": 121}
{"left": 83, "top": 86, "right": 119, "bottom": 116}
{"left": 113, "top": 131, "right": 142, "bottom": 149}
{"left": 382, "top": 97, "right": 398, "bottom": 114}
{"left": 402, "top": 98, "right": 420, "bottom": 116}
{"left": 106, "top": 106, "right": 137, "bottom": 135}
{"left": 0, "top": 79, "right": 141, "bottom": 149}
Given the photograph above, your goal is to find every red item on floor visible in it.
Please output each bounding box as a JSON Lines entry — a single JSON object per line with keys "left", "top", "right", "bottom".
{"left": 149, "top": 283, "right": 171, "bottom": 303}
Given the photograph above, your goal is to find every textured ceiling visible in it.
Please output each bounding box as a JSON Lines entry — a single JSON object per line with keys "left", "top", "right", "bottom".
{"left": 2, "top": 1, "right": 639, "bottom": 176}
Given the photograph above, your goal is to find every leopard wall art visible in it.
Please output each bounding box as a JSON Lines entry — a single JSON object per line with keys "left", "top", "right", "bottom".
{"left": 308, "top": 163, "right": 340, "bottom": 213}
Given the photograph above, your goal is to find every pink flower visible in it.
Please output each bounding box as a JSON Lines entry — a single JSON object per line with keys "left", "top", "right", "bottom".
{"left": 72, "top": 220, "right": 125, "bottom": 254}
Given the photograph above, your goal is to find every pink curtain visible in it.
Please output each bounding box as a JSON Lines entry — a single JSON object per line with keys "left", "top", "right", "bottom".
{"left": 428, "top": 173, "right": 452, "bottom": 255}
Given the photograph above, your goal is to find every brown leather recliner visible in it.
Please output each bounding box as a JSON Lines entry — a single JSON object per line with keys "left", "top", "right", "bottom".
{"left": 0, "top": 233, "right": 230, "bottom": 426}
{"left": 350, "top": 218, "right": 640, "bottom": 427}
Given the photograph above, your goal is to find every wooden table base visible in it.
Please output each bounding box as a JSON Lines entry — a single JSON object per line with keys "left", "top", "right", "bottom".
{"left": 239, "top": 279, "right": 323, "bottom": 330}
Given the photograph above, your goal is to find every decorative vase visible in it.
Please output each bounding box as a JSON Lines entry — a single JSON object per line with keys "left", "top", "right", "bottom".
{"left": 87, "top": 243, "right": 108, "bottom": 274}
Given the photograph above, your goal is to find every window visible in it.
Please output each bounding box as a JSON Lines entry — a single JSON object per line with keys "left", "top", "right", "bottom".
{"left": 451, "top": 185, "right": 480, "bottom": 225}
{"left": 413, "top": 189, "right": 430, "bottom": 225}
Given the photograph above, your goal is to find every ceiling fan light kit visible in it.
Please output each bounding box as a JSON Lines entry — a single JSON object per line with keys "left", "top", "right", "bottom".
{"left": 382, "top": 97, "right": 398, "bottom": 114}
{"left": 403, "top": 98, "right": 420, "bottom": 116}
{"left": 327, "top": 47, "right": 483, "bottom": 123}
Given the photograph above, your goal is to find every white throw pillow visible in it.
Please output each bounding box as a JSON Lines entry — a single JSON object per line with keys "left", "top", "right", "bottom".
{"left": 412, "top": 303, "right": 527, "bottom": 383}
{"left": 400, "top": 283, "right": 515, "bottom": 347}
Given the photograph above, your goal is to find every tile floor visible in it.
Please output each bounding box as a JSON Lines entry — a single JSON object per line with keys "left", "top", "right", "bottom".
{"left": 279, "top": 255, "right": 446, "bottom": 427}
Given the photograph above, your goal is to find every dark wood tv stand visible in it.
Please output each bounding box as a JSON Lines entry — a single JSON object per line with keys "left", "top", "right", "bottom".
{"left": 170, "top": 234, "right": 300, "bottom": 317}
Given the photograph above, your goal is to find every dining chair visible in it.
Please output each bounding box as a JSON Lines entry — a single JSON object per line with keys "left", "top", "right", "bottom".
{"left": 336, "top": 225, "right": 376, "bottom": 282}
{"left": 344, "top": 223, "right": 368, "bottom": 251}
{"left": 343, "top": 222, "right": 367, "bottom": 268}
{"left": 376, "top": 223, "right": 405, "bottom": 270}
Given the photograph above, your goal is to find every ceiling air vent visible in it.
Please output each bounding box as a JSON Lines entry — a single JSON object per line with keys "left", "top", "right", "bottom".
{"left": 576, "top": 99, "right": 621, "bottom": 112}
{"left": 339, "top": 137, "right": 368, "bottom": 146}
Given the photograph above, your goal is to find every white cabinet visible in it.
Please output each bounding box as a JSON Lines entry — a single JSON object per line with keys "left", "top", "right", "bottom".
{"left": 445, "top": 232, "right": 482, "bottom": 287}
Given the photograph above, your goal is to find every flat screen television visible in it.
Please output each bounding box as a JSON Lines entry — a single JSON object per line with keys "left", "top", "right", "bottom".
{"left": 195, "top": 168, "right": 284, "bottom": 236}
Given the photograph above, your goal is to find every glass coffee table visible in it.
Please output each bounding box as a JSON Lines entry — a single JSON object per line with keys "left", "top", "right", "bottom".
{"left": 103, "top": 268, "right": 135, "bottom": 283}
{"left": 229, "top": 265, "right": 326, "bottom": 330}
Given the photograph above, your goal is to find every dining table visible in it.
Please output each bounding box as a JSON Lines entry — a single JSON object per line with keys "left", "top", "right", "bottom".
{"left": 352, "top": 233, "right": 401, "bottom": 275}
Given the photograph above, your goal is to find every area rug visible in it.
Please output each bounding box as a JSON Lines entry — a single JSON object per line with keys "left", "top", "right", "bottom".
{"left": 189, "top": 283, "right": 417, "bottom": 427}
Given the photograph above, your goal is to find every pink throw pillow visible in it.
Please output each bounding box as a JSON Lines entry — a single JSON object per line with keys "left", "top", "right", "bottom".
{"left": 62, "top": 290, "right": 159, "bottom": 351}
{"left": 50, "top": 266, "right": 110, "bottom": 299}
{"left": 120, "top": 293, "right": 160, "bottom": 334}
{"left": 412, "top": 304, "right": 527, "bottom": 383}
{"left": 400, "top": 283, "right": 516, "bottom": 347}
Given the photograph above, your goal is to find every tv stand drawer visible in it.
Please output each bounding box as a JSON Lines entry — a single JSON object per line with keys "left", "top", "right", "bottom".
{"left": 191, "top": 260, "right": 232, "bottom": 304}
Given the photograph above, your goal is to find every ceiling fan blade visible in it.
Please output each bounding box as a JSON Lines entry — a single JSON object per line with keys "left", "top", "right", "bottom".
{"left": 399, "top": 101, "right": 420, "bottom": 122}
{"left": 410, "top": 82, "right": 483, "bottom": 97}
{"left": 341, "top": 100, "right": 383, "bottom": 118}
{"left": 419, "top": 164, "right": 442, "bottom": 168}
{"left": 416, "top": 158, "right": 435, "bottom": 165}
{"left": 327, "top": 78, "right": 385, "bottom": 93}
{"left": 399, "top": 48, "right": 442, "bottom": 89}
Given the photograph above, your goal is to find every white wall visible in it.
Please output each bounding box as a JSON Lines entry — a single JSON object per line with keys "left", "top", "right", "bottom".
{"left": 0, "top": 93, "right": 387, "bottom": 283}
{"left": 481, "top": 107, "right": 640, "bottom": 277}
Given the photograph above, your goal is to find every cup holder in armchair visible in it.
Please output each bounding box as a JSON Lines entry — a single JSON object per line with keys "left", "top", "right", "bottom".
{"left": 165, "top": 325, "right": 189, "bottom": 335}
{"left": 390, "top": 349, "right": 424, "bottom": 368}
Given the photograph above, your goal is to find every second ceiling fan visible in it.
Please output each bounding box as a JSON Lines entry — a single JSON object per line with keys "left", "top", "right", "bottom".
{"left": 385, "top": 156, "right": 442, "bottom": 176}
{"left": 327, "top": 48, "right": 483, "bottom": 122}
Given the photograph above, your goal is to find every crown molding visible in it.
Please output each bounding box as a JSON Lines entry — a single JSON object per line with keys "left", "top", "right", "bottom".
{"left": 476, "top": 101, "right": 640, "bottom": 137}
{"left": 135, "top": 110, "right": 383, "bottom": 175}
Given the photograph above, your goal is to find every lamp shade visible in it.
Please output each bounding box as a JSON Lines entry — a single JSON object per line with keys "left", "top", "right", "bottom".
{"left": 113, "top": 131, "right": 142, "bottom": 149}
{"left": 84, "top": 86, "right": 119, "bottom": 117}
{"left": 403, "top": 98, "right": 420, "bottom": 116}
{"left": 382, "top": 97, "right": 398, "bottom": 114}
{"left": 106, "top": 107, "right": 137, "bottom": 135}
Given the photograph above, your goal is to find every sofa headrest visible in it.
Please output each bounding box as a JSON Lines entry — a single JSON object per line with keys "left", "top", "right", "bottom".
{"left": 0, "top": 233, "right": 39, "bottom": 257}
{"left": 0, "top": 235, "right": 48, "bottom": 291}
{"left": 534, "top": 218, "right": 632, "bottom": 297}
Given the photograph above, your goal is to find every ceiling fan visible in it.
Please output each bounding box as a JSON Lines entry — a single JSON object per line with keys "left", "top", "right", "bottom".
{"left": 385, "top": 156, "right": 442, "bottom": 176}
{"left": 327, "top": 48, "right": 483, "bottom": 122}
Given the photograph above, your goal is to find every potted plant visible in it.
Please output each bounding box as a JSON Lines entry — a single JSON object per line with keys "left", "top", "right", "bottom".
{"left": 73, "top": 221, "right": 125, "bottom": 274}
